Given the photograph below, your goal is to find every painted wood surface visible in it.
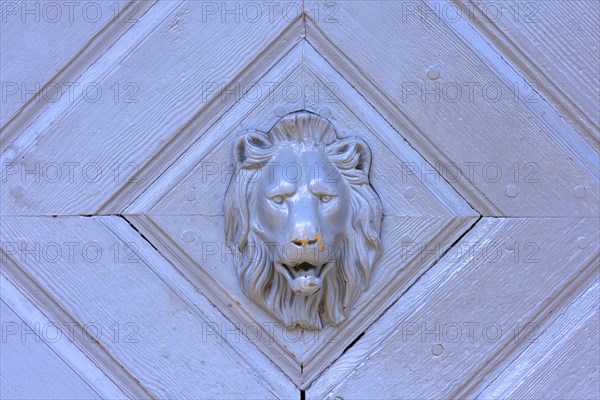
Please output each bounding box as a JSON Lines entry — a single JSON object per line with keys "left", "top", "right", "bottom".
{"left": 1, "top": 0, "right": 301, "bottom": 215}
{"left": 0, "top": 273, "right": 128, "bottom": 399}
{"left": 124, "top": 38, "right": 478, "bottom": 388}
{"left": 457, "top": 0, "right": 600, "bottom": 149}
{"left": 307, "top": 217, "right": 599, "bottom": 399}
{"left": 480, "top": 279, "right": 600, "bottom": 399}
{"left": 305, "top": 0, "right": 599, "bottom": 217}
{"left": 0, "top": 1, "right": 151, "bottom": 134}
{"left": 128, "top": 213, "right": 476, "bottom": 388}
{"left": 0, "top": 216, "right": 296, "bottom": 399}
{"left": 128, "top": 41, "right": 477, "bottom": 218}
{"left": 0, "top": 300, "right": 100, "bottom": 400}
{"left": 1, "top": 1, "right": 598, "bottom": 399}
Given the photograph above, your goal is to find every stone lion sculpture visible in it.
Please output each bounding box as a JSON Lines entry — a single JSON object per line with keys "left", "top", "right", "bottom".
{"left": 225, "top": 111, "right": 382, "bottom": 329}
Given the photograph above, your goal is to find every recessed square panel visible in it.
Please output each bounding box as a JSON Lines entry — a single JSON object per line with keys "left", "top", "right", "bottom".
{"left": 127, "top": 41, "right": 478, "bottom": 387}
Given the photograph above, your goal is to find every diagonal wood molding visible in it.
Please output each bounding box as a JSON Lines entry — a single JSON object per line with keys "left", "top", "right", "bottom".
{"left": 479, "top": 279, "right": 600, "bottom": 399}
{"left": 304, "top": 0, "right": 599, "bottom": 218}
{"left": 121, "top": 38, "right": 479, "bottom": 388}
{"left": 1, "top": 2, "right": 598, "bottom": 398}
{"left": 0, "top": 273, "right": 128, "bottom": 399}
{"left": 0, "top": 0, "right": 158, "bottom": 145}
{"left": 0, "top": 216, "right": 298, "bottom": 398}
{"left": 307, "top": 217, "right": 599, "bottom": 398}
{"left": 1, "top": 1, "right": 303, "bottom": 216}
{"left": 454, "top": 0, "right": 600, "bottom": 150}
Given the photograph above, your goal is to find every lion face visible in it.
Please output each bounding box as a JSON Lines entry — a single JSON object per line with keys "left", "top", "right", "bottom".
{"left": 225, "top": 111, "right": 382, "bottom": 329}
{"left": 254, "top": 146, "right": 351, "bottom": 296}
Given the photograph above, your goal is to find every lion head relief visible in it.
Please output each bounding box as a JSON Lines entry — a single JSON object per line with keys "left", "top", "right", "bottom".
{"left": 225, "top": 111, "right": 383, "bottom": 329}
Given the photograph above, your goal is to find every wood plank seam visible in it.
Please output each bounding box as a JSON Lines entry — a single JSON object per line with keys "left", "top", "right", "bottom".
{"left": 302, "top": 40, "right": 479, "bottom": 216}
{"left": 458, "top": 0, "right": 599, "bottom": 150}
{"left": 123, "top": 214, "right": 302, "bottom": 385}
{"left": 105, "top": 215, "right": 298, "bottom": 397}
{"left": 458, "top": 250, "right": 599, "bottom": 397}
{"left": 0, "top": 0, "right": 184, "bottom": 172}
{"left": 304, "top": 215, "right": 482, "bottom": 392}
{"left": 0, "top": 274, "right": 128, "bottom": 399}
{"left": 306, "top": 217, "right": 599, "bottom": 398}
{"left": 304, "top": 17, "right": 501, "bottom": 216}
{"left": 300, "top": 216, "right": 479, "bottom": 386}
{"left": 0, "top": 0, "right": 160, "bottom": 148}
{"left": 305, "top": 3, "right": 599, "bottom": 217}
{"left": 123, "top": 214, "right": 479, "bottom": 389}
{"left": 477, "top": 278, "right": 600, "bottom": 398}
{"left": 0, "top": 247, "right": 151, "bottom": 398}
{"left": 425, "top": 0, "right": 599, "bottom": 170}
{"left": 116, "top": 21, "right": 304, "bottom": 215}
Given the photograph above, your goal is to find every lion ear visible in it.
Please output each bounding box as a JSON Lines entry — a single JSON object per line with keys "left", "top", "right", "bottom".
{"left": 328, "top": 137, "right": 373, "bottom": 176}
{"left": 233, "top": 130, "right": 272, "bottom": 168}
{"left": 351, "top": 139, "right": 372, "bottom": 175}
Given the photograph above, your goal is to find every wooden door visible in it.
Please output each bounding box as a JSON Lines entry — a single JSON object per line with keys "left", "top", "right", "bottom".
{"left": 1, "top": 1, "right": 598, "bottom": 399}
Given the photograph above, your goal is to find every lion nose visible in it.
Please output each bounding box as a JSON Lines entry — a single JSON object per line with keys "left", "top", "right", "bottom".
{"left": 291, "top": 234, "right": 325, "bottom": 251}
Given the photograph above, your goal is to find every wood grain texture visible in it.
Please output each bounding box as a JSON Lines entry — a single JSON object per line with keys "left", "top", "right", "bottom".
{"left": 0, "top": 273, "right": 128, "bottom": 399}
{"left": 457, "top": 0, "right": 600, "bottom": 149}
{"left": 2, "top": 2, "right": 597, "bottom": 397}
{"left": 0, "top": 300, "right": 100, "bottom": 400}
{"left": 126, "top": 42, "right": 305, "bottom": 216}
{"left": 125, "top": 39, "right": 477, "bottom": 388}
{"left": 0, "top": 216, "right": 297, "bottom": 398}
{"left": 307, "top": 217, "right": 599, "bottom": 399}
{"left": 305, "top": 0, "right": 599, "bottom": 217}
{"left": 302, "top": 41, "right": 476, "bottom": 217}
{"left": 128, "top": 213, "right": 476, "bottom": 388}
{"left": 1, "top": 0, "right": 302, "bottom": 215}
{"left": 128, "top": 40, "right": 477, "bottom": 218}
{"left": 0, "top": 0, "right": 153, "bottom": 135}
{"left": 479, "top": 279, "right": 600, "bottom": 399}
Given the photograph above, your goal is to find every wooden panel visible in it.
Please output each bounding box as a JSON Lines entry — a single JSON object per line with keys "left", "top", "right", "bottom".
{"left": 0, "top": 1, "right": 151, "bottom": 133}
{"left": 127, "top": 43, "right": 305, "bottom": 215}
{"left": 302, "top": 42, "right": 475, "bottom": 217}
{"left": 305, "top": 0, "right": 599, "bottom": 217}
{"left": 479, "top": 279, "right": 600, "bottom": 399}
{"left": 129, "top": 214, "right": 475, "bottom": 387}
{"left": 125, "top": 39, "right": 477, "bottom": 387}
{"left": 130, "top": 41, "right": 476, "bottom": 218}
{"left": 0, "top": 301, "right": 100, "bottom": 400}
{"left": 0, "top": 273, "right": 127, "bottom": 399}
{"left": 308, "top": 217, "right": 599, "bottom": 399}
{"left": 0, "top": 216, "right": 297, "bottom": 398}
{"left": 2, "top": 1, "right": 597, "bottom": 396}
{"left": 458, "top": 0, "right": 600, "bottom": 148}
{"left": 1, "top": 0, "right": 302, "bottom": 215}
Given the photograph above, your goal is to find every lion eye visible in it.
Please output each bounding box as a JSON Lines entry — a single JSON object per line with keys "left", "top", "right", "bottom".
{"left": 320, "top": 194, "right": 335, "bottom": 203}
{"left": 271, "top": 195, "right": 285, "bottom": 204}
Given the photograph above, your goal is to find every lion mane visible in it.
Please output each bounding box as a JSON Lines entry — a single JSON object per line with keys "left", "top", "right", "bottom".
{"left": 225, "top": 111, "right": 382, "bottom": 329}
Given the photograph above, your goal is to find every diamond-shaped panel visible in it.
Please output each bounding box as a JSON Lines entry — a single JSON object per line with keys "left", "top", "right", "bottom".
{"left": 126, "top": 40, "right": 478, "bottom": 387}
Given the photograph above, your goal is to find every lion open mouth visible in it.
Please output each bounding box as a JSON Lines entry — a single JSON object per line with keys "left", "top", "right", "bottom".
{"left": 276, "top": 261, "right": 334, "bottom": 296}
